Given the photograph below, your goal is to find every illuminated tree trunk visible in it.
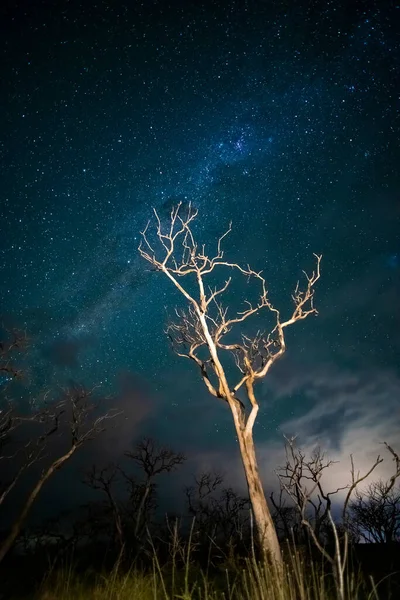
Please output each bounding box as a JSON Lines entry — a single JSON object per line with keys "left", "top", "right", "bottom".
{"left": 232, "top": 405, "right": 282, "bottom": 565}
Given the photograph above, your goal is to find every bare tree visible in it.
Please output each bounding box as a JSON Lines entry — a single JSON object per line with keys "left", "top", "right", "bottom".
{"left": 276, "top": 437, "right": 382, "bottom": 600}
{"left": 125, "top": 437, "right": 185, "bottom": 538}
{"left": 185, "top": 471, "right": 224, "bottom": 538}
{"left": 81, "top": 438, "right": 184, "bottom": 556}
{"left": 138, "top": 202, "right": 321, "bottom": 565}
{"left": 0, "top": 385, "right": 119, "bottom": 563}
{"left": 84, "top": 463, "right": 125, "bottom": 551}
{"left": 185, "top": 471, "right": 250, "bottom": 552}
{"left": 347, "top": 443, "right": 400, "bottom": 544}
{"left": 348, "top": 481, "right": 400, "bottom": 543}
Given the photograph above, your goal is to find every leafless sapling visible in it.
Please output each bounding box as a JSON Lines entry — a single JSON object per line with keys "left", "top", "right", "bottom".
{"left": 124, "top": 437, "right": 185, "bottom": 538}
{"left": 347, "top": 443, "right": 400, "bottom": 544}
{"left": 275, "top": 436, "right": 382, "bottom": 600}
{"left": 185, "top": 471, "right": 250, "bottom": 554}
{"left": 84, "top": 463, "right": 125, "bottom": 551}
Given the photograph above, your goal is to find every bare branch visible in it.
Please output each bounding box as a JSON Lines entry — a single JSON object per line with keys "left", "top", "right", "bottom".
{"left": 125, "top": 437, "right": 185, "bottom": 478}
{"left": 382, "top": 442, "right": 400, "bottom": 495}
{"left": 138, "top": 203, "right": 322, "bottom": 567}
{"left": 84, "top": 463, "right": 125, "bottom": 550}
{"left": 345, "top": 443, "right": 400, "bottom": 544}
{"left": 342, "top": 453, "right": 383, "bottom": 521}
{"left": 0, "top": 385, "right": 121, "bottom": 563}
{"left": 124, "top": 438, "right": 185, "bottom": 538}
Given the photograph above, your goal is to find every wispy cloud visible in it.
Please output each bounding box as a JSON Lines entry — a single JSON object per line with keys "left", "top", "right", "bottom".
{"left": 189, "top": 362, "right": 400, "bottom": 502}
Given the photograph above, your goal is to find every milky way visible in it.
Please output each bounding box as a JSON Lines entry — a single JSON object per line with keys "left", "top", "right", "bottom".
{"left": 1, "top": 1, "right": 399, "bottom": 454}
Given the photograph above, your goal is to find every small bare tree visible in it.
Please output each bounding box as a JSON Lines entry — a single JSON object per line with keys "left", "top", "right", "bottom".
{"left": 84, "top": 463, "right": 125, "bottom": 551}
{"left": 348, "top": 481, "right": 400, "bottom": 543}
{"left": 125, "top": 437, "right": 185, "bottom": 539}
{"left": 82, "top": 438, "right": 184, "bottom": 556}
{"left": 185, "top": 471, "right": 250, "bottom": 554}
{"left": 276, "top": 437, "right": 382, "bottom": 600}
{"left": 347, "top": 443, "right": 400, "bottom": 544}
{"left": 138, "top": 202, "right": 321, "bottom": 565}
{"left": 0, "top": 385, "right": 119, "bottom": 563}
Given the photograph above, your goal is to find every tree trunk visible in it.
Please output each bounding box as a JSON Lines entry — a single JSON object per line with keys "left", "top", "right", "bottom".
{"left": 236, "top": 425, "right": 282, "bottom": 566}
{"left": 0, "top": 446, "right": 77, "bottom": 564}
{"left": 196, "top": 312, "right": 282, "bottom": 566}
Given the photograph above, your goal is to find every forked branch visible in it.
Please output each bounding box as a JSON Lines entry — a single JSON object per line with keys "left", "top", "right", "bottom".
{"left": 140, "top": 202, "right": 321, "bottom": 435}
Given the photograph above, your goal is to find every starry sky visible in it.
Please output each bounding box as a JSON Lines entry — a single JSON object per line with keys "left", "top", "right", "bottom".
{"left": 1, "top": 0, "right": 399, "bottom": 517}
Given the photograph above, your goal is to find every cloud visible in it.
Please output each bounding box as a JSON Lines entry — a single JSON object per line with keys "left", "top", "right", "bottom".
{"left": 187, "top": 362, "right": 400, "bottom": 505}
{"left": 271, "top": 363, "right": 399, "bottom": 444}
{"left": 267, "top": 364, "right": 400, "bottom": 497}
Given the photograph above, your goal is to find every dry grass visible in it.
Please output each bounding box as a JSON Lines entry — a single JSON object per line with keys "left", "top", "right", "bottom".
{"left": 34, "top": 538, "right": 391, "bottom": 600}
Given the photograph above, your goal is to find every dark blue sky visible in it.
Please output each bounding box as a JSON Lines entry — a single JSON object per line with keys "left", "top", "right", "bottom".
{"left": 1, "top": 0, "right": 399, "bottom": 515}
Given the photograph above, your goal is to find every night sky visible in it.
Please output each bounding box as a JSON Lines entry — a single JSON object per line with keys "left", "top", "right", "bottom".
{"left": 1, "top": 0, "right": 399, "bottom": 516}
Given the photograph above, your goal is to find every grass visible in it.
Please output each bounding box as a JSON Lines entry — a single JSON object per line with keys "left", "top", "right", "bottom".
{"left": 33, "top": 559, "right": 382, "bottom": 600}
{"left": 3, "top": 523, "right": 397, "bottom": 599}
{"left": 32, "top": 539, "right": 396, "bottom": 600}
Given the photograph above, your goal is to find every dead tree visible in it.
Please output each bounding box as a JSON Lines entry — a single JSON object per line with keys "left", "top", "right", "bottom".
{"left": 347, "top": 443, "right": 400, "bottom": 544}
{"left": 185, "top": 471, "right": 250, "bottom": 553}
{"left": 0, "top": 385, "right": 119, "bottom": 563}
{"left": 185, "top": 472, "right": 224, "bottom": 539}
{"left": 84, "top": 463, "right": 125, "bottom": 551}
{"left": 138, "top": 202, "right": 321, "bottom": 566}
{"left": 276, "top": 437, "right": 382, "bottom": 600}
{"left": 124, "top": 437, "right": 185, "bottom": 539}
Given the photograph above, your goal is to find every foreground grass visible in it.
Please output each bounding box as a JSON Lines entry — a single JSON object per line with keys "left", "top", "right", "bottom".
{"left": 34, "top": 547, "right": 391, "bottom": 600}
